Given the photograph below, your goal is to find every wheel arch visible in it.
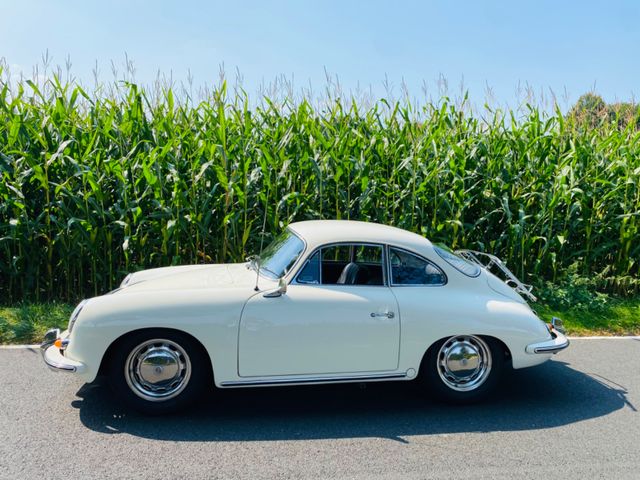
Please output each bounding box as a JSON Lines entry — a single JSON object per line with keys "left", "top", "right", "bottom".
{"left": 418, "top": 334, "right": 512, "bottom": 378}
{"left": 97, "top": 327, "right": 214, "bottom": 381}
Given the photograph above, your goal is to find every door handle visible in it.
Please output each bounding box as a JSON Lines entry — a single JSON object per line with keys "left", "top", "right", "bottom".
{"left": 370, "top": 311, "right": 395, "bottom": 319}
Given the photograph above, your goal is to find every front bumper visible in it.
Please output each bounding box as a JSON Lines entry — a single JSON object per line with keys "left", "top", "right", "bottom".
{"left": 41, "top": 328, "right": 85, "bottom": 373}
{"left": 526, "top": 329, "right": 570, "bottom": 354}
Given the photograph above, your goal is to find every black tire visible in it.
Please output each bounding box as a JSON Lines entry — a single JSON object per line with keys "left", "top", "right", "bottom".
{"left": 421, "top": 335, "right": 504, "bottom": 404}
{"left": 107, "top": 329, "right": 211, "bottom": 415}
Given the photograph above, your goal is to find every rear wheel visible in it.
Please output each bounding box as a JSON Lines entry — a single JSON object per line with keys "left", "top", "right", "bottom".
{"left": 107, "top": 330, "right": 210, "bottom": 414}
{"left": 422, "top": 335, "right": 504, "bottom": 403}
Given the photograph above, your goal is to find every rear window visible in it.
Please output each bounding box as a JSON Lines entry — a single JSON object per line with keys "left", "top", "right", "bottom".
{"left": 434, "top": 246, "right": 481, "bottom": 277}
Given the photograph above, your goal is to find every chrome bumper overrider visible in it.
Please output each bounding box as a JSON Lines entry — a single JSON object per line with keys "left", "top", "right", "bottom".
{"left": 526, "top": 330, "right": 570, "bottom": 354}
{"left": 40, "top": 328, "right": 85, "bottom": 373}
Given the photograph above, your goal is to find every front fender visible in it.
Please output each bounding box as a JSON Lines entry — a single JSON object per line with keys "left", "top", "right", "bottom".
{"left": 65, "top": 287, "right": 251, "bottom": 383}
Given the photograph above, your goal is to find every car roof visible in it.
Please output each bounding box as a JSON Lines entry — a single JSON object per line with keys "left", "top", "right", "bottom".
{"left": 288, "top": 220, "right": 433, "bottom": 253}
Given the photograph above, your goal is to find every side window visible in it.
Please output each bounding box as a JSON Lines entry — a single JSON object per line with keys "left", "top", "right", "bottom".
{"left": 348, "top": 245, "right": 384, "bottom": 285}
{"left": 322, "top": 245, "right": 350, "bottom": 262}
{"left": 320, "top": 245, "right": 351, "bottom": 284}
{"left": 389, "top": 248, "right": 446, "bottom": 286}
{"left": 354, "top": 244, "right": 382, "bottom": 264}
{"left": 296, "top": 244, "right": 385, "bottom": 286}
{"left": 296, "top": 251, "right": 320, "bottom": 284}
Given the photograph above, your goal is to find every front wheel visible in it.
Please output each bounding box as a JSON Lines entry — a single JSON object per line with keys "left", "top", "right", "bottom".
{"left": 107, "top": 330, "right": 210, "bottom": 414}
{"left": 421, "top": 335, "right": 504, "bottom": 404}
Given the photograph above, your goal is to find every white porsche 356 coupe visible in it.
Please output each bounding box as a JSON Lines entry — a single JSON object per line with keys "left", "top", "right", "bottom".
{"left": 41, "top": 220, "right": 568, "bottom": 413}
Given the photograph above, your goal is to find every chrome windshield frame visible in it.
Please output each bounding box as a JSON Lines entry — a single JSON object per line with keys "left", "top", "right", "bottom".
{"left": 252, "top": 228, "right": 307, "bottom": 281}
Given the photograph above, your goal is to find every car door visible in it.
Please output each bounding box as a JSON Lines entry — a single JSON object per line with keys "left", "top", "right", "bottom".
{"left": 238, "top": 244, "right": 400, "bottom": 377}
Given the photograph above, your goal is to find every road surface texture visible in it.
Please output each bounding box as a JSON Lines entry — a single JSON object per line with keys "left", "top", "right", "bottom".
{"left": 1, "top": 338, "right": 638, "bottom": 479}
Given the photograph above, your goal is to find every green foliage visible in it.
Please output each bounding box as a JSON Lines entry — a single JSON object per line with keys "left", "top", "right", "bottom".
{"left": 534, "top": 266, "right": 640, "bottom": 335}
{"left": 0, "top": 303, "right": 72, "bottom": 343}
{"left": 536, "top": 269, "right": 612, "bottom": 313}
{"left": 0, "top": 77, "right": 639, "bottom": 302}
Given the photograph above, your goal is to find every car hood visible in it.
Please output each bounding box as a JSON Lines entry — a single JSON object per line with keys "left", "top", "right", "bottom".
{"left": 119, "top": 263, "right": 264, "bottom": 293}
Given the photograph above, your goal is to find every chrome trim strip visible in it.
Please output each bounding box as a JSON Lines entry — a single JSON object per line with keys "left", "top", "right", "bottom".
{"left": 221, "top": 372, "right": 406, "bottom": 387}
{"left": 533, "top": 339, "right": 570, "bottom": 354}
{"left": 43, "top": 352, "right": 78, "bottom": 372}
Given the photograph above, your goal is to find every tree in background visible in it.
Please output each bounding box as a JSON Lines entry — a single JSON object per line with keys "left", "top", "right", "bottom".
{"left": 569, "top": 93, "right": 640, "bottom": 129}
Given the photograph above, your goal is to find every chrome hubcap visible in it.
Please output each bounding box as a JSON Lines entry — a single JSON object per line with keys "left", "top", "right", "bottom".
{"left": 437, "top": 335, "right": 492, "bottom": 392}
{"left": 125, "top": 339, "right": 191, "bottom": 402}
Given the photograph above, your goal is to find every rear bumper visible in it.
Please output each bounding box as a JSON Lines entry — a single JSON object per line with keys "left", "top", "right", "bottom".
{"left": 526, "top": 330, "right": 570, "bottom": 354}
{"left": 40, "top": 328, "right": 85, "bottom": 373}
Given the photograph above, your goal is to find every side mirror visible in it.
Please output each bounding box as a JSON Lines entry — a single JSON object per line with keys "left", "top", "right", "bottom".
{"left": 263, "top": 277, "right": 287, "bottom": 298}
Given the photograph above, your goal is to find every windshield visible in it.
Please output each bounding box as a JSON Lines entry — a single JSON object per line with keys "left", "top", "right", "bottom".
{"left": 256, "top": 229, "right": 305, "bottom": 279}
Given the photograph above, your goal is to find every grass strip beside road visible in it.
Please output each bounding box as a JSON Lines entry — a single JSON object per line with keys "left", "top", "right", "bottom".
{"left": 0, "top": 303, "right": 73, "bottom": 344}
{"left": 1, "top": 299, "right": 639, "bottom": 345}
{"left": 536, "top": 299, "right": 640, "bottom": 336}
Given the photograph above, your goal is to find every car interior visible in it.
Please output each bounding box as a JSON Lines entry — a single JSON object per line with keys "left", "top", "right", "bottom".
{"left": 296, "top": 244, "right": 384, "bottom": 285}
{"left": 388, "top": 248, "right": 446, "bottom": 285}
{"left": 323, "top": 260, "right": 384, "bottom": 285}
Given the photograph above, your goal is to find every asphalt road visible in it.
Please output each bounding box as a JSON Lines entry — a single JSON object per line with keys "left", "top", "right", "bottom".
{"left": 1, "top": 338, "right": 638, "bottom": 480}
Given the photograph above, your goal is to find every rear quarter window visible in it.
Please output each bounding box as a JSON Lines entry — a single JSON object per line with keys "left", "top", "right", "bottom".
{"left": 389, "top": 247, "right": 446, "bottom": 286}
{"left": 434, "top": 246, "right": 481, "bottom": 277}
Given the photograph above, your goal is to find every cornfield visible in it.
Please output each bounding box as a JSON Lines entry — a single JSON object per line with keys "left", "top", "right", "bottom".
{"left": 1, "top": 75, "right": 639, "bottom": 303}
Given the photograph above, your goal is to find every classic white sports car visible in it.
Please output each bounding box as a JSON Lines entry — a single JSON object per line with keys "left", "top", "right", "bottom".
{"left": 41, "top": 220, "right": 569, "bottom": 413}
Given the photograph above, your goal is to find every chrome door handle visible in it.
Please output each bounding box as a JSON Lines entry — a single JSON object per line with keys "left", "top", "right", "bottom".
{"left": 370, "top": 311, "right": 395, "bottom": 319}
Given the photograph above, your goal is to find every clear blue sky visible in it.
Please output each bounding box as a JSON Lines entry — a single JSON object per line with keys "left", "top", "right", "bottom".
{"left": 2, "top": 0, "right": 638, "bottom": 107}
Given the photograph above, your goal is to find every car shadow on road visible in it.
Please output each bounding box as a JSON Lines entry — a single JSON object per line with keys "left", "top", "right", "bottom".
{"left": 73, "top": 360, "right": 633, "bottom": 442}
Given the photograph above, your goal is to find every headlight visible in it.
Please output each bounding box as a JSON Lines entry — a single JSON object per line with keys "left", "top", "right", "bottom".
{"left": 68, "top": 299, "right": 87, "bottom": 333}
{"left": 120, "top": 273, "right": 132, "bottom": 287}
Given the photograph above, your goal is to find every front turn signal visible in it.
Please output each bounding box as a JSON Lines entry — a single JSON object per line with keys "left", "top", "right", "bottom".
{"left": 53, "top": 338, "right": 69, "bottom": 350}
